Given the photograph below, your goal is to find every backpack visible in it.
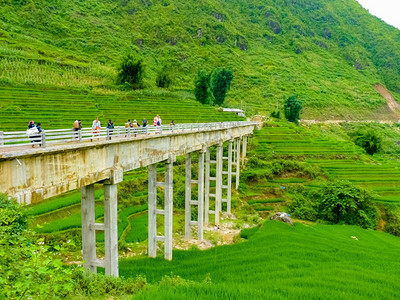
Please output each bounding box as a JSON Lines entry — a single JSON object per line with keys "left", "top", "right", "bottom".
{"left": 73, "top": 120, "right": 79, "bottom": 129}
{"left": 157, "top": 120, "right": 161, "bottom": 126}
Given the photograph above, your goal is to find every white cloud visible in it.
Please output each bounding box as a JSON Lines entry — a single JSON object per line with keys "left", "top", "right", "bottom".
{"left": 356, "top": 0, "right": 400, "bottom": 29}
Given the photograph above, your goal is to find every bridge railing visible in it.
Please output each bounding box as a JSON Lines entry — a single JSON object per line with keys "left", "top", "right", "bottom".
{"left": 0, "top": 121, "right": 256, "bottom": 149}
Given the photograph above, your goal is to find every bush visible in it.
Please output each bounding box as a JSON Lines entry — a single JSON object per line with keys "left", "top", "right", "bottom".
{"left": 318, "top": 181, "right": 378, "bottom": 228}
{"left": 194, "top": 70, "right": 212, "bottom": 104}
{"left": 0, "top": 194, "right": 79, "bottom": 299}
{"left": 284, "top": 95, "right": 302, "bottom": 124}
{"left": 353, "top": 128, "right": 382, "bottom": 155}
{"left": 156, "top": 65, "right": 172, "bottom": 88}
{"left": 117, "top": 52, "right": 145, "bottom": 89}
{"left": 384, "top": 206, "right": 400, "bottom": 236}
{"left": 210, "top": 68, "right": 233, "bottom": 105}
{"left": 288, "top": 192, "right": 319, "bottom": 221}
{"left": 288, "top": 181, "right": 378, "bottom": 229}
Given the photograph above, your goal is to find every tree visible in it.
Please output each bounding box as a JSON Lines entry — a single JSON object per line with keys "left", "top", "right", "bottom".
{"left": 353, "top": 128, "right": 382, "bottom": 155}
{"left": 318, "top": 181, "right": 378, "bottom": 229}
{"left": 156, "top": 65, "right": 172, "bottom": 88}
{"left": 117, "top": 53, "right": 145, "bottom": 89}
{"left": 211, "top": 68, "right": 233, "bottom": 105}
{"left": 284, "top": 95, "right": 302, "bottom": 124}
{"left": 194, "top": 70, "right": 211, "bottom": 104}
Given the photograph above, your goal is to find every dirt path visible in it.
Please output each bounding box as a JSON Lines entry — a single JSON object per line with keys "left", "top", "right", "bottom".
{"left": 374, "top": 83, "right": 400, "bottom": 117}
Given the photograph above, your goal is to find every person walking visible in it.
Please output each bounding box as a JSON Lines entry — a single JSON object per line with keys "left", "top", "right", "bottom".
{"left": 92, "top": 117, "right": 101, "bottom": 141}
{"left": 154, "top": 114, "right": 162, "bottom": 134}
{"left": 35, "top": 122, "right": 43, "bottom": 147}
{"left": 142, "top": 118, "right": 147, "bottom": 134}
{"left": 125, "top": 119, "right": 132, "bottom": 137}
{"left": 169, "top": 120, "right": 175, "bottom": 130}
{"left": 132, "top": 119, "right": 139, "bottom": 137}
{"left": 73, "top": 120, "right": 81, "bottom": 139}
{"left": 106, "top": 119, "right": 114, "bottom": 140}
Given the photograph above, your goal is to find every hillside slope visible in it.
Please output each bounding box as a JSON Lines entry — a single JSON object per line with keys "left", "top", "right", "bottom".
{"left": 1, "top": 0, "right": 400, "bottom": 119}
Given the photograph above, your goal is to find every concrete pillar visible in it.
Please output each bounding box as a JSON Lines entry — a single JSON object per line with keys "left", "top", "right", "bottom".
{"left": 164, "top": 159, "right": 174, "bottom": 260}
{"left": 204, "top": 147, "right": 210, "bottom": 225}
{"left": 104, "top": 183, "right": 119, "bottom": 277}
{"left": 215, "top": 142, "right": 223, "bottom": 225}
{"left": 236, "top": 137, "right": 241, "bottom": 190}
{"left": 185, "top": 153, "right": 192, "bottom": 239}
{"left": 242, "top": 136, "right": 247, "bottom": 166}
{"left": 227, "top": 140, "right": 233, "bottom": 214}
{"left": 198, "top": 150, "right": 205, "bottom": 240}
{"left": 148, "top": 164, "right": 157, "bottom": 258}
{"left": 81, "top": 184, "right": 97, "bottom": 273}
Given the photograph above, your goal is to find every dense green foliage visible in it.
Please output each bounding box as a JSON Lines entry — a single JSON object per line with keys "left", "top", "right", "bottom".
{"left": 210, "top": 68, "right": 233, "bottom": 105}
{"left": 117, "top": 52, "right": 145, "bottom": 89}
{"left": 194, "top": 70, "right": 211, "bottom": 104}
{"left": 121, "top": 221, "right": 400, "bottom": 299}
{"left": 0, "top": 194, "right": 78, "bottom": 299}
{"left": 284, "top": 95, "right": 302, "bottom": 124}
{"left": 353, "top": 127, "right": 383, "bottom": 155}
{"left": 289, "top": 180, "right": 378, "bottom": 228}
{"left": 156, "top": 65, "right": 173, "bottom": 88}
{"left": 1, "top": 0, "right": 400, "bottom": 119}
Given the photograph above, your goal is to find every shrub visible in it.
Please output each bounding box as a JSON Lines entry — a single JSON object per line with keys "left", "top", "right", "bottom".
{"left": 0, "top": 194, "right": 79, "bottom": 299}
{"left": 156, "top": 65, "right": 172, "bottom": 88}
{"left": 288, "top": 192, "right": 319, "bottom": 221}
{"left": 384, "top": 206, "right": 400, "bottom": 237}
{"left": 288, "top": 181, "right": 378, "bottom": 229}
{"left": 284, "top": 95, "right": 302, "bottom": 124}
{"left": 318, "top": 181, "right": 378, "bottom": 229}
{"left": 194, "top": 70, "right": 212, "bottom": 104}
{"left": 210, "top": 68, "right": 233, "bottom": 105}
{"left": 117, "top": 52, "right": 145, "bottom": 89}
{"left": 353, "top": 128, "right": 382, "bottom": 155}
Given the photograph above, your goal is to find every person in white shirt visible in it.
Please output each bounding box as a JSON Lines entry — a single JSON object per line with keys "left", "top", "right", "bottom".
{"left": 92, "top": 117, "right": 101, "bottom": 140}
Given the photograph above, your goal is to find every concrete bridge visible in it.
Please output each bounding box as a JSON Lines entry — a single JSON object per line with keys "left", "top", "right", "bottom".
{"left": 0, "top": 121, "right": 256, "bottom": 277}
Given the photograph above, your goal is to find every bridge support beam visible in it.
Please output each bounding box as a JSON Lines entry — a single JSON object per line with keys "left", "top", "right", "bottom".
{"left": 185, "top": 153, "right": 192, "bottom": 239}
{"left": 204, "top": 147, "right": 210, "bottom": 225}
{"left": 81, "top": 168, "right": 122, "bottom": 277}
{"left": 198, "top": 149, "right": 205, "bottom": 240}
{"left": 215, "top": 142, "right": 223, "bottom": 225}
{"left": 148, "top": 164, "right": 157, "bottom": 258}
{"left": 242, "top": 136, "right": 247, "bottom": 166}
{"left": 81, "top": 184, "right": 97, "bottom": 273}
{"left": 226, "top": 140, "right": 233, "bottom": 214}
{"left": 185, "top": 150, "right": 205, "bottom": 241}
{"left": 104, "top": 183, "right": 119, "bottom": 277}
{"left": 235, "top": 137, "right": 241, "bottom": 190}
{"left": 148, "top": 157, "right": 175, "bottom": 260}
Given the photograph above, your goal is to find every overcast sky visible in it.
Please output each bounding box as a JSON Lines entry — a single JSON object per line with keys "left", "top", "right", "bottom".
{"left": 356, "top": 0, "right": 400, "bottom": 29}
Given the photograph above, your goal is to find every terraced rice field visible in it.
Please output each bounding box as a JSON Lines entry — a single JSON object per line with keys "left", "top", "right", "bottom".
{"left": 120, "top": 221, "right": 400, "bottom": 299}
{"left": 252, "top": 124, "right": 400, "bottom": 205}
{"left": 0, "top": 87, "right": 243, "bottom": 131}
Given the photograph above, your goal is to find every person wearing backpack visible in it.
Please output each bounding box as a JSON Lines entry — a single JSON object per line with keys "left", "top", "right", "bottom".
{"left": 106, "top": 119, "right": 114, "bottom": 140}
{"left": 132, "top": 119, "right": 139, "bottom": 137}
{"left": 34, "top": 123, "right": 43, "bottom": 147}
{"left": 142, "top": 118, "right": 147, "bottom": 134}
{"left": 125, "top": 119, "right": 132, "bottom": 137}
{"left": 73, "top": 120, "right": 80, "bottom": 139}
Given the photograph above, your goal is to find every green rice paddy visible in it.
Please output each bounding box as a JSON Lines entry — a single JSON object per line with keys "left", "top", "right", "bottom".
{"left": 121, "top": 221, "right": 400, "bottom": 299}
